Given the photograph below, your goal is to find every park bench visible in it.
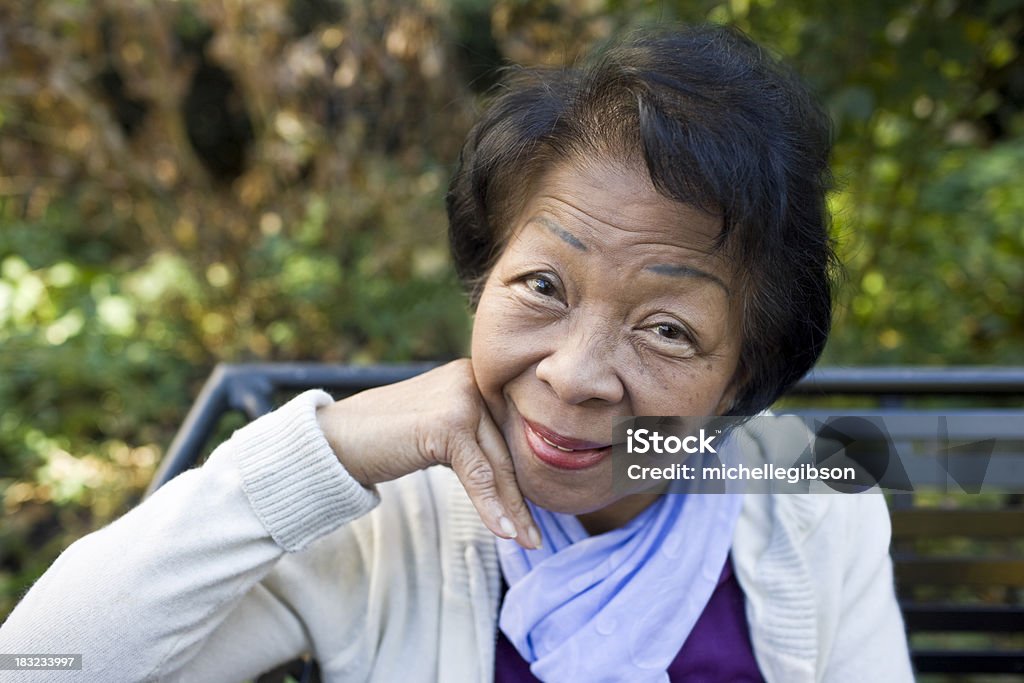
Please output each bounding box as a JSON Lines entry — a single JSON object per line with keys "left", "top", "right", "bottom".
{"left": 148, "top": 364, "right": 1024, "bottom": 681}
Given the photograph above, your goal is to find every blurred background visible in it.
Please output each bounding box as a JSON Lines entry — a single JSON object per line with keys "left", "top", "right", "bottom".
{"left": 1, "top": 0, "right": 1022, "bottom": 621}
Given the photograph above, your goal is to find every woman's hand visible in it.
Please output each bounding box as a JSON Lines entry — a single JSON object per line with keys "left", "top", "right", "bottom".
{"left": 316, "top": 359, "right": 540, "bottom": 549}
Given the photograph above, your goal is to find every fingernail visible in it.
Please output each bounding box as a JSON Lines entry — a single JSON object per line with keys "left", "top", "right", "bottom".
{"left": 528, "top": 526, "right": 542, "bottom": 549}
{"left": 498, "top": 516, "right": 517, "bottom": 538}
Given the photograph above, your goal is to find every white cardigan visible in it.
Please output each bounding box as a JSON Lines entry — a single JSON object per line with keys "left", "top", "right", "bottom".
{"left": 0, "top": 390, "right": 915, "bottom": 682}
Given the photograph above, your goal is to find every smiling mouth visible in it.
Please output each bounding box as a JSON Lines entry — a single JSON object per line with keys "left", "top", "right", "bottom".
{"left": 522, "top": 418, "right": 612, "bottom": 470}
{"left": 540, "top": 436, "right": 576, "bottom": 452}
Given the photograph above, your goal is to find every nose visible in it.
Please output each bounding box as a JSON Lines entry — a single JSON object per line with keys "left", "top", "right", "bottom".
{"left": 535, "top": 321, "right": 625, "bottom": 405}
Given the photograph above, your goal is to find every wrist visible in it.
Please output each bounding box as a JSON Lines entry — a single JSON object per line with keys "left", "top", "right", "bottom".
{"left": 316, "top": 400, "right": 372, "bottom": 486}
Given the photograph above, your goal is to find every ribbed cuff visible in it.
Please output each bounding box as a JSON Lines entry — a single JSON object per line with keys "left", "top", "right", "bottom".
{"left": 231, "top": 389, "right": 380, "bottom": 552}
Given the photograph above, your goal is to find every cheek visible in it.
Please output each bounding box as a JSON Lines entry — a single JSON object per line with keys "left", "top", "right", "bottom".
{"left": 470, "top": 293, "right": 528, "bottom": 405}
{"left": 627, "top": 364, "right": 733, "bottom": 417}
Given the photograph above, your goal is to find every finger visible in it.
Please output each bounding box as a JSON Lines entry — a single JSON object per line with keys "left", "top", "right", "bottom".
{"left": 449, "top": 434, "right": 529, "bottom": 546}
{"left": 449, "top": 441, "right": 512, "bottom": 537}
{"left": 476, "top": 417, "right": 541, "bottom": 549}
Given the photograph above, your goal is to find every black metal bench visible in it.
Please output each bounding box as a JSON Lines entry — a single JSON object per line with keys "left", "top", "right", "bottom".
{"left": 149, "top": 364, "right": 1024, "bottom": 681}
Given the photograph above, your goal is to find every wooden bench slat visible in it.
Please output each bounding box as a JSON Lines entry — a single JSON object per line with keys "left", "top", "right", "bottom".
{"left": 901, "top": 603, "right": 1024, "bottom": 631}
{"left": 789, "top": 409, "right": 1024, "bottom": 440}
{"left": 912, "top": 651, "right": 1024, "bottom": 674}
{"left": 893, "top": 558, "right": 1024, "bottom": 586}
{"left": 891, "top": 509, "right": 1024, "bottom": 538}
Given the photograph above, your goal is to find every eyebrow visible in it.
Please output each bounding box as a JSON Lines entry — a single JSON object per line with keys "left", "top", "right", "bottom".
{"left": 531, "top": 216, "right": 730, "bottom": 295}
{"left": 534, "top": 216, "right": 588, "bottom": 251}
{"left": 646, "top": 264, "right": 730, "bottom": 295}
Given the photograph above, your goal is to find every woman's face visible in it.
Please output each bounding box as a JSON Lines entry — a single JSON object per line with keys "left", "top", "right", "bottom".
{"left": 470, "top": 159, "right": 743, "bottom": 530}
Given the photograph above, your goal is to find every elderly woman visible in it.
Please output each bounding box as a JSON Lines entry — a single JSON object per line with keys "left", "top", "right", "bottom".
{"left": 0, "top": 24, "right": 913, "bottom": 682}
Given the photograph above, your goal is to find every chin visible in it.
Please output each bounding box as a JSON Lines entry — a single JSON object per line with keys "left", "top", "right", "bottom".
{"left": 525, "top": 493, "right": 602, "bottom": 516}
{"left": 514, "top": 469, "right": 615, "bottom": 516}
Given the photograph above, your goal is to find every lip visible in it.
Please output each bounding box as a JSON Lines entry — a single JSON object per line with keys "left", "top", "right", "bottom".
{"left": 522, "top": 418, "right": 611, "bottom": 471}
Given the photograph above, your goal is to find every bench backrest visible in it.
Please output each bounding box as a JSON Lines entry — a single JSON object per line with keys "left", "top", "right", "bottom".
{"left": 151, "top": 364, "right": 1024, "bottom": 676}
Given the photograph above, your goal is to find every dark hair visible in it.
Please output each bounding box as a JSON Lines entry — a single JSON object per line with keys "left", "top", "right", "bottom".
{"left": 446, "top": 24, "right": 837, "bottom": 415}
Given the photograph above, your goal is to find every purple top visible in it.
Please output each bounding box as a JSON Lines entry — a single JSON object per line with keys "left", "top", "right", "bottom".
{"left": 494, "top": 553, "right": 765, "bottom": 682}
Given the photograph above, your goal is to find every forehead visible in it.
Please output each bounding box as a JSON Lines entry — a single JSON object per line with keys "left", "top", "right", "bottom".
{"left": 507, "top": 159, "right": 732, "bottom": 280}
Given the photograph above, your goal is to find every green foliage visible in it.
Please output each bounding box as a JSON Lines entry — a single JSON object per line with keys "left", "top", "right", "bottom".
{"left": 2, "top": 0, "right": 1023, "bottom": 624}
{"left": 0, "top": 0, "right": 473, "bottom": 618}
{"left": 477, "top": 0, "right": 1024, "bottom": 362}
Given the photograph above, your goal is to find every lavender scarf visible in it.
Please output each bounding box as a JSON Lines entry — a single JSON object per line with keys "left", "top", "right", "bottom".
{"left": 496, "top": 488, "right": 743, "bottom": 682}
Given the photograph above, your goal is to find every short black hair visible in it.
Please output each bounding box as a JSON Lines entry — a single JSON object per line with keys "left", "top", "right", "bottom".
{"left": 447, "top": 24, "right": 837, "bottom": 415}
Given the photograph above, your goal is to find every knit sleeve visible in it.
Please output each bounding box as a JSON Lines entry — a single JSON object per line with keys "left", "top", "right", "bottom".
{"left": 231, "top": 389, "right": 380, "bottom": 550}
{"left": 0, "top": 389, "right": 380, "bottom": 682}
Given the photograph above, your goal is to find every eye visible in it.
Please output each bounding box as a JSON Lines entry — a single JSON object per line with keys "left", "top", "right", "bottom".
{"left": 644, "top": 320, "right": 697, "bottom": 349}
{"left": 509, "top": 270, "right": 566, "bottom": 307}
{"left": 654, "top": 322, "right": 686, "bottom": 340}
{"left": 525, "top": 275, "right": 558, "bottom": 297}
